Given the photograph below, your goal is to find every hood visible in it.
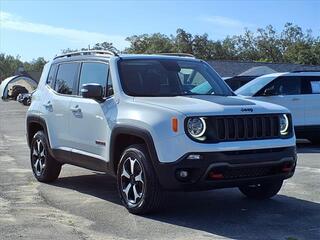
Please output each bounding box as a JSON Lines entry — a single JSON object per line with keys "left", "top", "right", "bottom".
{"left": 134, "top": 95, "right": 289, "bottom": 116}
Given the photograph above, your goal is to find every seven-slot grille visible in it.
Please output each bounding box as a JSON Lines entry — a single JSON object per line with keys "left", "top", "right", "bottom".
{"left": 207, "top": 114, "right": 280, "bottom": 142}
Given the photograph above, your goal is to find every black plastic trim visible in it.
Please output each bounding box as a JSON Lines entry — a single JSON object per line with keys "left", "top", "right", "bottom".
{"left": 184, "top": 114, "right": 293, "bottom": 143}
{"left": 26, "top": 115, "right": 50, "bottom": 148}
{"left": 153, "top": 146, "right": 297, "bottom": 191}
{"left": 51, "top": 149, "right": 110, "bottom": 173}
{"left": 109, "top": 125, "right": 160, "bottom": 176}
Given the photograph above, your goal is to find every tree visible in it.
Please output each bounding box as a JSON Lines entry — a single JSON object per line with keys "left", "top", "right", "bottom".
{"left": 91, "top": 42, "right": 119, "bottom": 53}
{"left": 118, "top": 24, "right": 320, "bottom": 64}
{"left": 173, "top": 28, "right": 193, "bottom": 53}
{"left": 125, "top": 33, "right": 173, "bottom": 54}
{"left": 0, "top": 54, "right": 47, "bottom": 82}
{"left": 192, "top": 33, "right": 214, "bottom": 60}
{"left": 235, "top": 29, "right": 260, "bottom": 61}
{"left": 281, "top": 23, "right": 318, "bottom": 65}
{"left": 255, "top": 25, "right": 283, "bottom": 62}
{"left": 61, "top": 41, "right": 119, "bottom": 54}
{"left": 0, "top": 54, "right": 22, "bottom": 81}
{"left": 24, "top": 57, "right": 47, "bottom": 73}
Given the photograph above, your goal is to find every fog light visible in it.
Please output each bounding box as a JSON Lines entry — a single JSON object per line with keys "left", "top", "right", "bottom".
{"left": 187, "top": 154, "right": 202, "bottom": 160}
{"left": 179, "top": 170, "right": 189, "bottom": 178}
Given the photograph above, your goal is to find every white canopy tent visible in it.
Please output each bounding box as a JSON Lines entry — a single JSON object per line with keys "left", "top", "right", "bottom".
{"left": 0, "top": 75, "right": 37, "bottom": 100}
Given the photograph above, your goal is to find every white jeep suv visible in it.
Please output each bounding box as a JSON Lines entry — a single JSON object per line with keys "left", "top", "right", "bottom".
{"left": 26, "top": 51, "right": 297, "bottom": 214}
{"left": 236, "top": 71, "right": 320, "bottom": 144}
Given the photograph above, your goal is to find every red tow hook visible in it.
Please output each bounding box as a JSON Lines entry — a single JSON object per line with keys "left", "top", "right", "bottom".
{"left": 282, "top": 163, "right": 294, "bottom": 172}
{"left": 209, "top": 171, "right": 224, "bottom": 180}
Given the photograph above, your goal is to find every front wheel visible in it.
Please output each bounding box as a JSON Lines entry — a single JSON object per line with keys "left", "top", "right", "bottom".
{"left": 117, "top": 144, "right": 164, "bottom": 214}
{"left": 239, "top": 181, "right": 283, "bottom": 199}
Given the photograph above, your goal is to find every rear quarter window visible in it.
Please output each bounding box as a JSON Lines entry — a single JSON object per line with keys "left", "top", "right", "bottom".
{"left": 46, "top": 64, "right": 57, "bottom": 88}
{"left": 301, "top": 76, "right": 320, "bottom": 94}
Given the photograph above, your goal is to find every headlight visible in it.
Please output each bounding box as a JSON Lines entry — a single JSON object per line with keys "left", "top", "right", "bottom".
{"left": 280, "top": 114, "right": 289, "bottom": 135}
{"left": 187, "top": 117, "right": 206, "bottom": 138}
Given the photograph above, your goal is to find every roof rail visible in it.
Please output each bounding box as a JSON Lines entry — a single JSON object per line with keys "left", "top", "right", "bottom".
{"left": 291, "top": 70, "right": 320, "bottom": 73}
{"left": 54, "top": 50, "right": 118, "bottom": 60}
{"left": 156, "top": 53, "right": 195, "bottom": 58}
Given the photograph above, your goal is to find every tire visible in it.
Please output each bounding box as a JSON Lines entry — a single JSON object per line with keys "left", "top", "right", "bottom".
{"left": 238, "top": 180, "right": 283, "bottom": 200}
{"left": 117, "top": 144, "right": 164, "bottom": 214}
{"left": 30, "top": 131, "right": 61, "bottom": 182}
{"left": 22, "top": 98, "right": 28, "bottom": 106}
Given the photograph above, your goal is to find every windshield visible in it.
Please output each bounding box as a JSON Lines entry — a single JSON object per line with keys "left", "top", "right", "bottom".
{"left": 235, "top": 75, "right": 277, "bottom": 96}
{"left": 118, "top": 59, "right": 233, "bottom": 97}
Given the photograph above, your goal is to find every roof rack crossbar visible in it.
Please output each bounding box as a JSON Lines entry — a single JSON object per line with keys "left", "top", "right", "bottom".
{"left": 54, "top": 50, "right": 118, "bottom": 60}
{"left": 156, "top": 53, "right": 195, "bottom": 58}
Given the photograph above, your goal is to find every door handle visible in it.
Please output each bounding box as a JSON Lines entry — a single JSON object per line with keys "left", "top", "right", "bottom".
{"left": 43, "top": 101, "right": 52, "bottom": 108}
{"left": 292, "top": 98, "right": 300, "bottom": 101}
{"left": 70, "top": 105, "right": 81, "bottom": 112}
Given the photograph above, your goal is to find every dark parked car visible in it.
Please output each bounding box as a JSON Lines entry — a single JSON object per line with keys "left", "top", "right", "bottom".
{"left": 10, "top": 85, "right": 28, "bottom": 100}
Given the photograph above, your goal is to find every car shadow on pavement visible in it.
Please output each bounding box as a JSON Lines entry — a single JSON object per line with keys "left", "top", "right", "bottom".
{"left": 150, "top": 190, "right": 320, "bottom": 240}
{"left": 52, "top": 174, "right": 320, "bottom": 240}
{"left": 53, "top": 173, "right": 121, "bottom": 205}
{"left": 296, "top": 142, "right": 320, "bottom": 153}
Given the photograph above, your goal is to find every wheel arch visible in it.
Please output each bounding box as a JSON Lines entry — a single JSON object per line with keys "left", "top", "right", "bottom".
{"left": 26, "top": 116, "right": 51, "bottom": 149}
{"left": 110, "top": 125, "right": 160, "bottom": 176}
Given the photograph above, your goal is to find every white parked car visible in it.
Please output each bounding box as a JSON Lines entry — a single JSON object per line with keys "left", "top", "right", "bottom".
{"left": 236, "top": 71, "right": 320, "bottom": 144}
{"left": 26, "top": 51, "right": 296, "bottom": 214}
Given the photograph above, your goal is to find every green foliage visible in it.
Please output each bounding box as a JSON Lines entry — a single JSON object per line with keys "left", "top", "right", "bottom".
{"left": 0, "top": 54, "right": 47, "bottom": 82}
{"left": 125, "top": 34, "right": 173, "bottom": 54}
{"left": 0, "top": 53, "right": 22, "bottom": 81}
{"left": 125, "top": 23, "right": 320, "bottom": 64}
{"left": 24, "top": 57, "right": 47, "bottom": 72}
{"left": 61, "top": 41, "right": 119, "bottom": 54}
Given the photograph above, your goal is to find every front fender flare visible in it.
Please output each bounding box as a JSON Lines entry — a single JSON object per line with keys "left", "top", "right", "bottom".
{"left": 109, "top": 125, "right": 160, "bottom": 176}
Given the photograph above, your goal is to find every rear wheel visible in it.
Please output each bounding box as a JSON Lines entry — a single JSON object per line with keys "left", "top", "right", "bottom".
{"left": 30, "top": 131, "right": 61, "bottom": 182}
{"left": 239, "top": 180, "right": 283, "bottom": 199}
{"left": 117, "top": 144, "right": 164, "bottom": 214}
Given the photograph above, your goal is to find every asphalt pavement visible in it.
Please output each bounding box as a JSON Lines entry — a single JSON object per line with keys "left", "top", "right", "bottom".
{"left": 0, "top": 101, "right": 319, "bottom": 240}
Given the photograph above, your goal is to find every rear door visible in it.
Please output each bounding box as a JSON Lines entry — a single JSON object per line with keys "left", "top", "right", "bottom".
{"left": 69, "top": 61, "right": 114, "bottom": 161}
{"left": 43, "top": 62, "right": 80, "bottom": 152}
{"left": 301, "top": 76, "right": 320, "bottom": 126}
{"left": 255, "top": 76, "right": 305, "bottom": 127}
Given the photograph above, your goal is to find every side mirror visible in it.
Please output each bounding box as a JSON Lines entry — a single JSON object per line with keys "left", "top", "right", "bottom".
{"left": 81, "top": 83, "right": 104, "bottom": 101}
{"left": 263, "top": 86, "right": 276, "bottom": 96}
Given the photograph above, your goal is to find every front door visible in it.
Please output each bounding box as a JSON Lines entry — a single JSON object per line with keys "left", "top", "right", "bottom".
{"left": 68, "top": 61, "right": 114, "bottom": 162}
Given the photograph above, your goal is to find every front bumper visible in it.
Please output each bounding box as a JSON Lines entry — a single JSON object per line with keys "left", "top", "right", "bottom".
{"left": 154, "top": 146, "right": 297, "bottom": 191}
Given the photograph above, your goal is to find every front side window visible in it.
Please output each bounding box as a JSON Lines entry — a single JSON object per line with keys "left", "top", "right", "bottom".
{"left": 235, "top": 75, "right": 276, "bottom": 96}
{"left": 55, "top": 63, "right": 79, "bottom": 95}
{"left": 278, "top": 77, "right": 301, "bottom": 95}
{"left": 118, "top": 59, "right": 233, "bottom": 97}
{"left": 254, "top": 77, "right": 301, "bottom": 96}
{"left": 79, "top": 62, "right": 109, "bottom": 96}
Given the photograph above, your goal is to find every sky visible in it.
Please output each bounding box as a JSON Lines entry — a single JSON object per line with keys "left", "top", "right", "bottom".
{"left": 0, "top": 0, "right": 319, "bottom": 61}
